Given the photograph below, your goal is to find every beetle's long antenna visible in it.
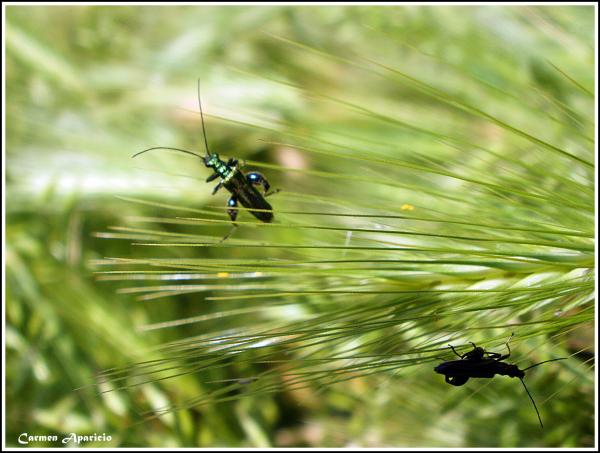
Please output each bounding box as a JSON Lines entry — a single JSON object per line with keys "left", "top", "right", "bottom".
{"left": 132, "top": 147, "right": 204, "bottom": 159}
{"left": 197, "top": 79, "right": 211, "bottom": 157}
{"left": 133, "top": 81, "right": 211, "bottom": 160}
{"left": 519, "top": 378, "right": 543, "bottom": 429}
{"left": 522, "top": 357, "right": 567, "bottom": 371}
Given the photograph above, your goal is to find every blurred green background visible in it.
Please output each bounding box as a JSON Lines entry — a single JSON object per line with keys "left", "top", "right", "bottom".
{"left": 5, "top": 4, "right": 595, "bottom": 448}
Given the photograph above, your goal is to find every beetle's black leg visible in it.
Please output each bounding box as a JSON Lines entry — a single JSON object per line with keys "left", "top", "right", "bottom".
{"left": 488, "top": 333, "right": 514, "bottom": 361}
{"left": 227, "top": 196, "right": 238, "bottom": 223}
{"left": 246, "top": 172, "right": 268, "bottom": 191}
{"left": 206, "top": 172, "right": 219, "bottom": 183}
{"left": 226, "top": 158, "right": 238, "bottom": 167}
{"left": 246, "top": 172, "right": 279, "bottom": 196}
{"left": 449, "top": 344, "right": 464, "bottom": 359}
{"left": 215, "top": 196, "right": 239, "bottom": 243}
{"left": 212, "top": 182, "right": 223, "bottom": 195}
{"left": 219, "top": 225, "right": 238, "bottom": 243}
{"left": 499, "top": 333, "right": 514, "bottom": 361}
{"left": 265, "top": 187, "right": 281, "bottom": 197}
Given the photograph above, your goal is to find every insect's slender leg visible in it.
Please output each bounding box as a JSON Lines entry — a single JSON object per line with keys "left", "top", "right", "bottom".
{"left": 499, "top": 333, "right": 515, "bottom": 360}
{"left": 212, "top": 182, "right": 223, "bottom": 195}
{"left": 206, "top": 172, "right": 219, "bottom": 183}
{"left": 246, "top": 172, "right": 269, "bottom": 192}
{"left": 215, "top": 196, "right": 239, "bottom": 243}
{"left": 226, "top": 158, "right": 238, "bottom": 167}
{"left": 246, "top": 172, "right": 280, "bottom": 197}
{"left": 227, "top": 196, "right": 238, "bottom": 223}
{"left": 265, "top": 187, "right": 281, "bottom": 197}
{"left": 449, "top": 344, "right": 464, "bottom": 359}
{"left": 219, "top": 226, "right": 238, "bottom": 243}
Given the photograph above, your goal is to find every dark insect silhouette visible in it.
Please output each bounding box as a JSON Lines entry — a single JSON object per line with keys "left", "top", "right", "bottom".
{"left": 434, "top": 333, "right": 566, "bottom": 428}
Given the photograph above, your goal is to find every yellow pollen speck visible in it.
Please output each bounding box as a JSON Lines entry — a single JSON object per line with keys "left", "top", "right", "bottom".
{"left": 401, "top": 204, "right": 415, "bottom": 211}
{"left": 217, "top": 272, "right": 230, "bottom": 278}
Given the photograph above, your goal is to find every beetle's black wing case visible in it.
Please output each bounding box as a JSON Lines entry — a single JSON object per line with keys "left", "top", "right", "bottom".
{"left": 435, "top": 359, "right": 501, "bottom": 379}
{"left": 224, "top": 170, "right": 274, "bottom": 222}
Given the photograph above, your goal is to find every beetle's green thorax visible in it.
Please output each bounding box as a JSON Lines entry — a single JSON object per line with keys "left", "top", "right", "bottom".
{"left": 204, "top": 153, "right": 232, "bottom": 179}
